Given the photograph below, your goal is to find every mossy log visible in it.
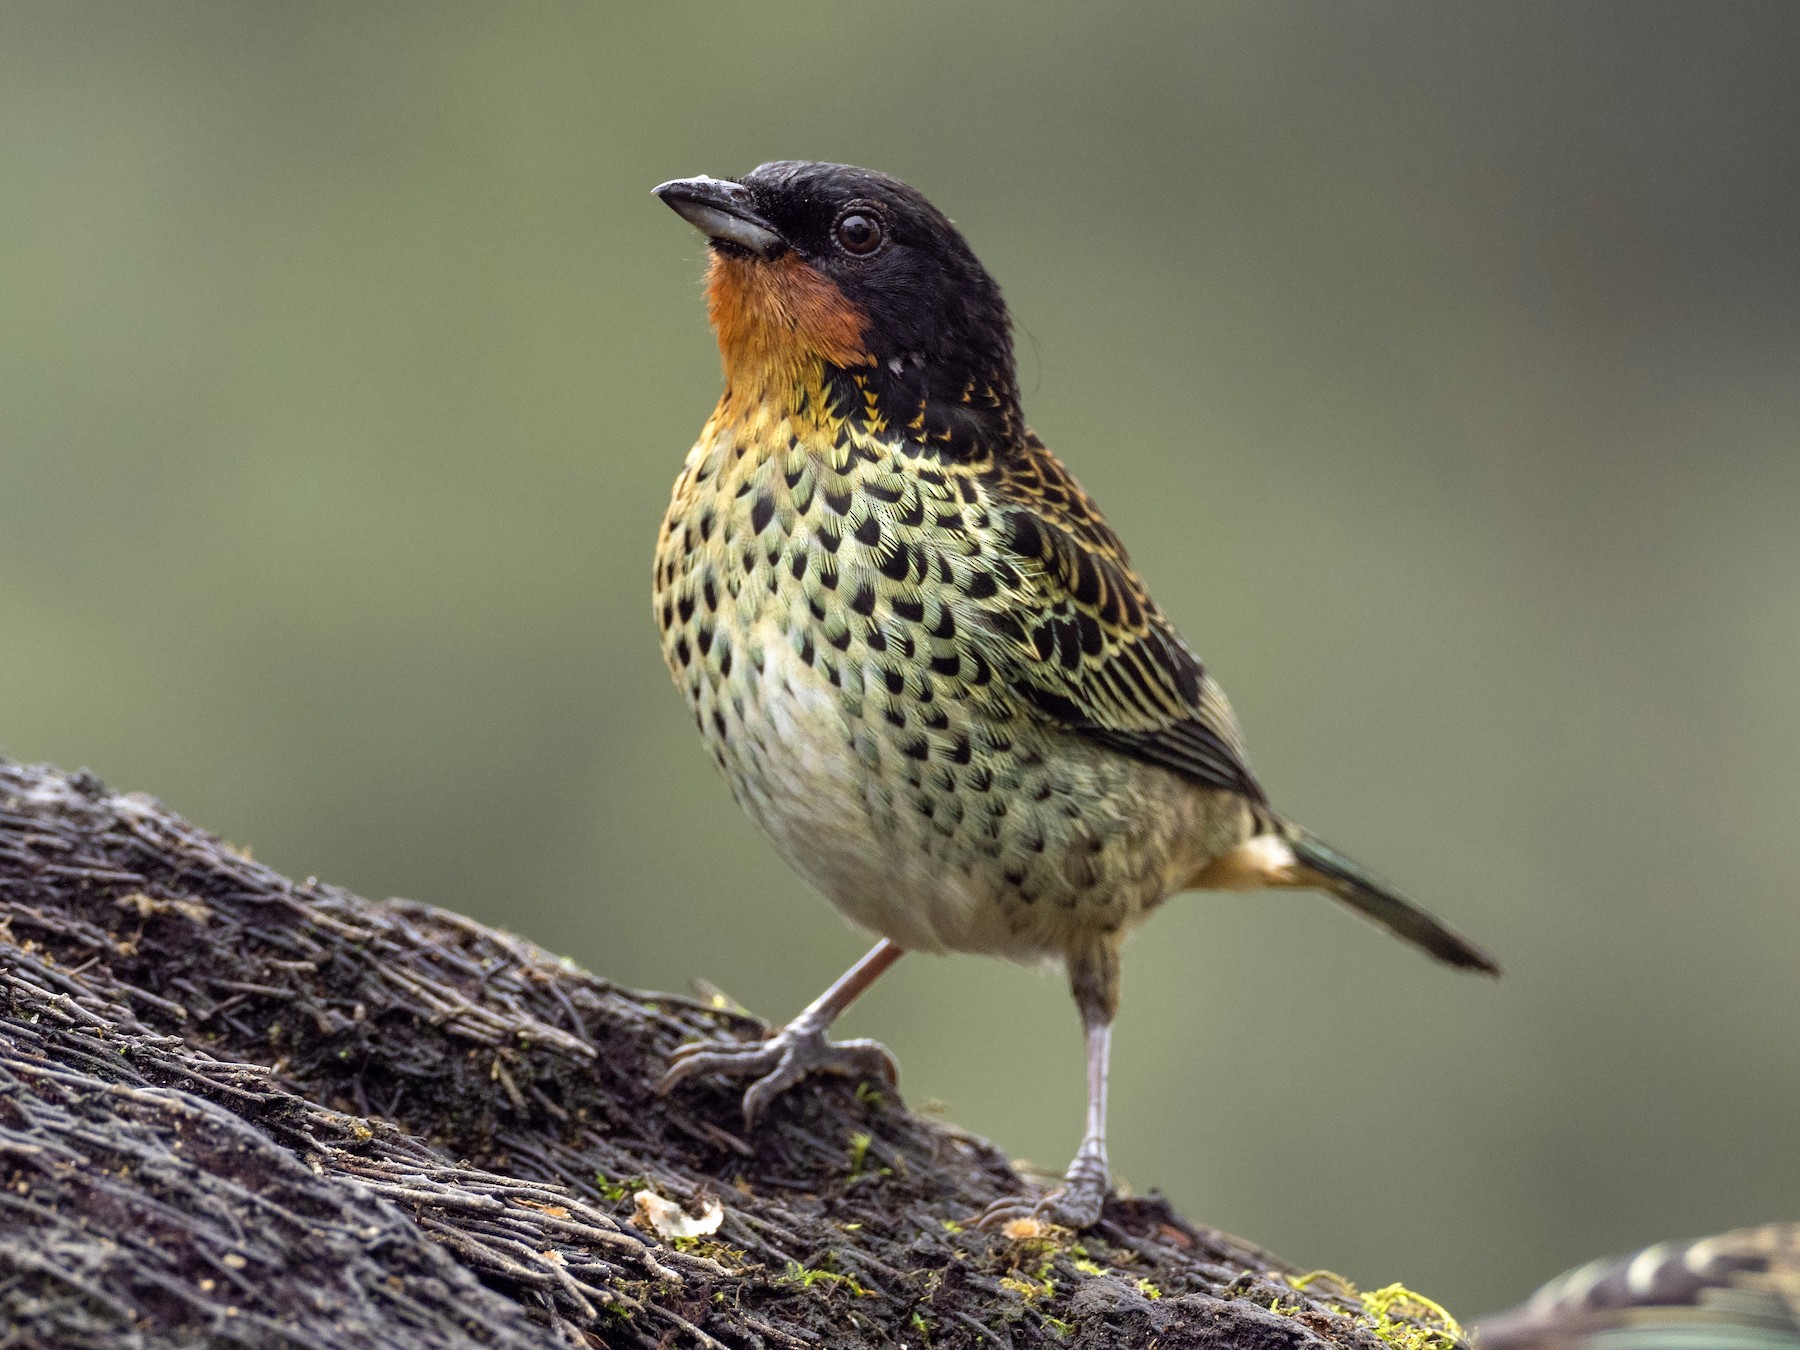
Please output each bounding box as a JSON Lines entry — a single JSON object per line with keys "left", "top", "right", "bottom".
{"left": 0, "top": 756, "right": 1468, "bottom": 1349}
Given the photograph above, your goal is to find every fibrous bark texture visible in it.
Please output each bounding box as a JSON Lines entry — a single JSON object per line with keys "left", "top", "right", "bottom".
{"left": 0, "top": 756, "right": 1464, "bottom": 1349}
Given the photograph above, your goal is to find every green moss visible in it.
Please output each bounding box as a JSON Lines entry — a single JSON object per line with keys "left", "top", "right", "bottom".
{"left": 847, "top": 1130, "right": 873, "bottom": 1177}
{"left": 1283, "top": 1271, "right": 1466, "bottom": 1350}
{"left": 998, "top": 1273, "right": 1054, "bottom": 1301}
{"left": 779, "top": 1259, "right": 873, "bottom": 1298}
{"left": 592, "top": 1169, "right": 640, "bottom": 1204}
{"left": 1358, "top": 1283, "right": 1466, "bottom": 1350}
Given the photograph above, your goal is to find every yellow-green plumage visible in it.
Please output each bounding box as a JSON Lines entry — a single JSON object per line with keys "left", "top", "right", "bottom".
{"left": 653, "top": 372, "right": 1253, "bottom": 968}
{"left": 650, "top": 161, "right": 1495, "bottom": 1227}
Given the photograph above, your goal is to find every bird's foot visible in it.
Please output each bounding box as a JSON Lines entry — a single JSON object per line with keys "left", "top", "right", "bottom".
{"left": 659, "top": 1015, "right": 898, "bottom": 1128}
{"left": 977, "top": 1149, "right": 1110, "bottom": 1232}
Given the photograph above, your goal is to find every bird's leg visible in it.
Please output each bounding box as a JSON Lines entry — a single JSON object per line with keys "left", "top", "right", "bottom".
{"left": 979, "top": 941, "right": 1119, "bottom": 1231}
{"left": 1061, "top": 1017, "right": 1113, "bottom": 1214}
{"left": 660, "top": 939, "right": 904, "bottom": 1128}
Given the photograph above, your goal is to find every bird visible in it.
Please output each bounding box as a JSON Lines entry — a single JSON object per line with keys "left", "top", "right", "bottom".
{"left": 1476, "top": 1224, "right": 1800, "bottom": 1350}
{"left": 649, "top": 160, "right": 1499, "bottom": 1229}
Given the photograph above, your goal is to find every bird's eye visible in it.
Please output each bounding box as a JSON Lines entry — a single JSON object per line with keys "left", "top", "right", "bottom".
{"left": 833, "top": 211, "right": 883, "bottom": 256}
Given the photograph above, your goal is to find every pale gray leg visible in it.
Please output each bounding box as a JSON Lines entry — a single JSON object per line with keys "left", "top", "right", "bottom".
{"left": 1059, "top": 1018, "right": 1113, "bottom": 1214}
{"left": 661, "top": 939, "right": 904, "bottom": 1128}
{"left": 979, "top": 942, "right": 1118, "bottom": 1230}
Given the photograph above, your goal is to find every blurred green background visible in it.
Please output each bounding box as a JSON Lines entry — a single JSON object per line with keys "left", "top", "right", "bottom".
{"left": 3, "top": 0, "right": 1797, "bottom": 1317}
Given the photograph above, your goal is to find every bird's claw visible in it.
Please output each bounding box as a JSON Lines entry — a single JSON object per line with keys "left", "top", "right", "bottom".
{"left": 975, "top": 1185, "right": 1107, "bottom": 1233}
{"left": 659, "top": 1020, "right": 898, "bottom": 1128}
{"left": 976, "top": 1152, "right": 1110, "bottom": 1232}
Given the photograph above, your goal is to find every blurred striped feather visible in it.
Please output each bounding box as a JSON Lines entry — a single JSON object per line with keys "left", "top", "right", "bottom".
{"left": 1478, "top": 1225, "right": 1799, "bottom": 1350}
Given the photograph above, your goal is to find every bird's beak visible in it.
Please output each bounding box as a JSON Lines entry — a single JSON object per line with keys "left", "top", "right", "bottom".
{"left": 653, "top": 176, "right": 786, "bottom": 260}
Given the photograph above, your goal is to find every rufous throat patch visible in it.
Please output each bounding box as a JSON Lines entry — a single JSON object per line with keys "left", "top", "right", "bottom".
{"left": 706, "top": 252, "right": 871, "bottom": 391}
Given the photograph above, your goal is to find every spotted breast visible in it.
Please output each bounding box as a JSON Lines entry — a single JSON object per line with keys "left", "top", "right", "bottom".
{"left": 652, "top": 372, "right": 1240, "bottom": 963}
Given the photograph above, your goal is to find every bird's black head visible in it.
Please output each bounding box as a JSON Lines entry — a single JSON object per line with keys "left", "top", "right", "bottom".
{"left": 655, "top": 162, "right": 1020, "bottom": 452}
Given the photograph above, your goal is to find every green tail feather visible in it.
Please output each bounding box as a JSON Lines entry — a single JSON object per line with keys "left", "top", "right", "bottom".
{"left": 1286, "top": 829, "right": 1501, "bottom": 974}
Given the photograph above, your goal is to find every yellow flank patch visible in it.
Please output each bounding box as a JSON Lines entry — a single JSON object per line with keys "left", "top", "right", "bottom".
{"left": 1187, "top": 835, "right": 1299, "bottom": 892}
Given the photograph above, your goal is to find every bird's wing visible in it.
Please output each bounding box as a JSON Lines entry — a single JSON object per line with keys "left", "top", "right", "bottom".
{"left": 966, "top": 435, "right": 1266, "bottom": 802}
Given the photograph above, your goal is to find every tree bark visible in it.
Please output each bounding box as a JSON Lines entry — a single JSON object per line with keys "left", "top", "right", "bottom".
{"left": 0, "top": 756, "right": 1464, "bottom": 1349}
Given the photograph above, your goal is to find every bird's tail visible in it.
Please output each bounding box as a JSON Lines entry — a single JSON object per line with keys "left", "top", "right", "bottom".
{"left": 1280, "top": 825, "right": 1501, "bottom": 975}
